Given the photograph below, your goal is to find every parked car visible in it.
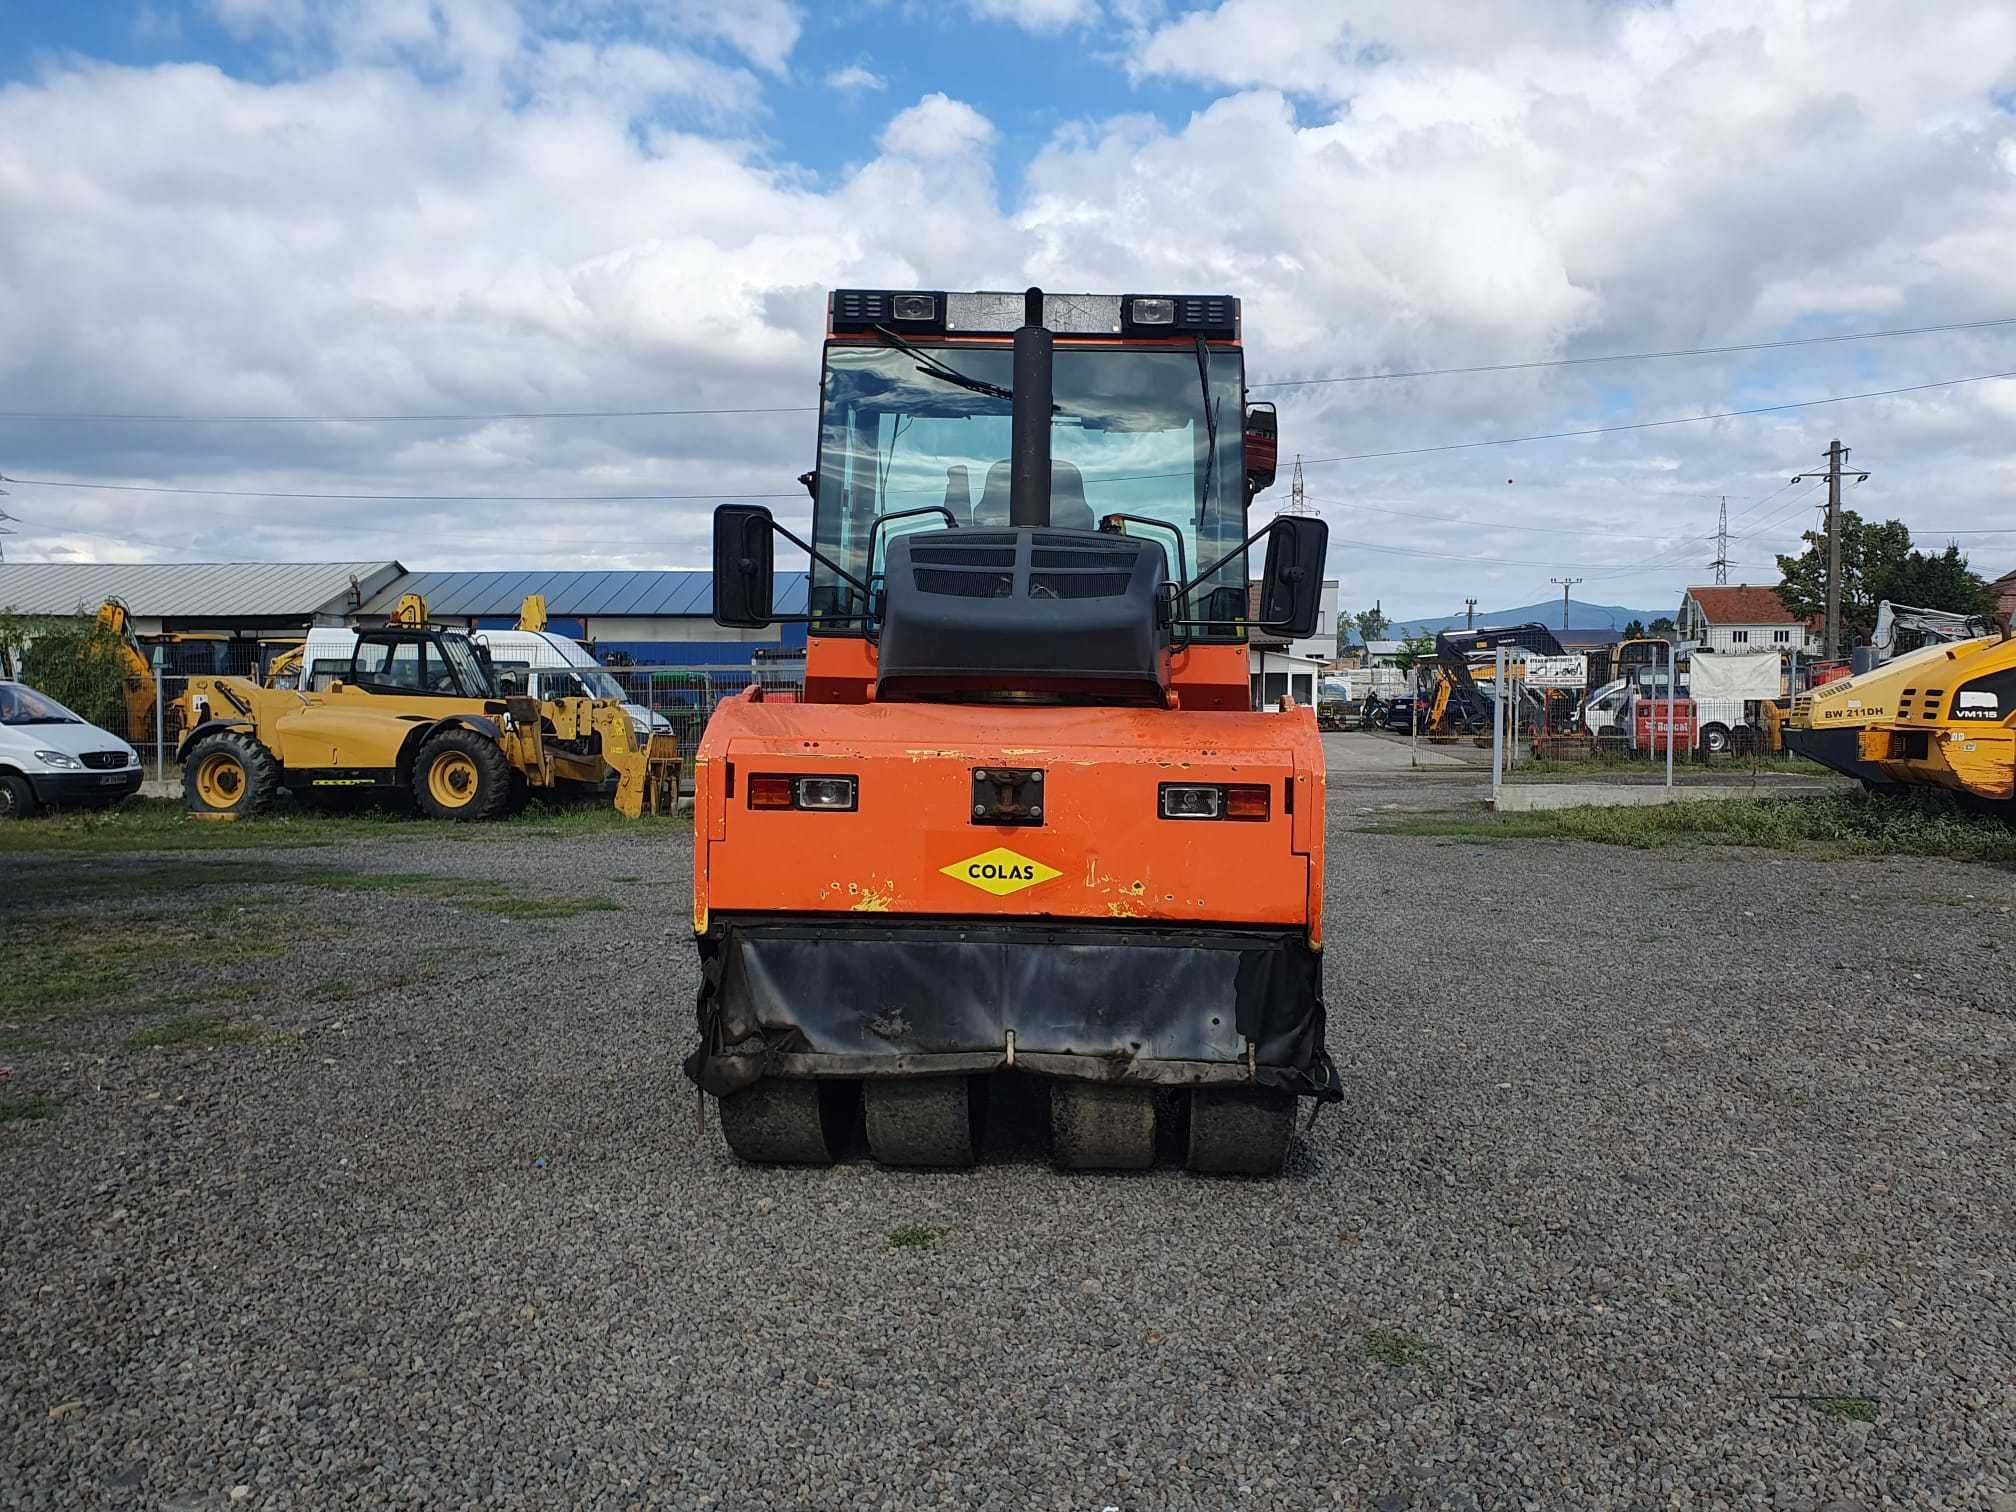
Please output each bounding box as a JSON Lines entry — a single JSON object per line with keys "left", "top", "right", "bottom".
{"left": 1381, "top": 695, "right": 1426, "bottom": 733}
{"left": 0, "top": 680, "right": 143, "bottom": 819}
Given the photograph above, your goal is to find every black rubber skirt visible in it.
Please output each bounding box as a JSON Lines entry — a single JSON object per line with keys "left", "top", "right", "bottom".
{"left": 684, "top": 915, "right": 1339, "bottom": 1102}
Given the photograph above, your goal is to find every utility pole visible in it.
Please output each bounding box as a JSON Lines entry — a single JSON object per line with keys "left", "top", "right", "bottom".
{"left": 1709, "top": 496, "right": 1730, "bottom": 585}
{"left": 0, "top": 505, "right": 16, "bottom": 563}
{"left": 1551, "top": 577, "right": 1581, "bottom": 634}
{"left": 1464, "top": 597, "right": 1478, "bottom": 630}
{"left": 1792, "top": 440, "right": 1869, "bottom": 660}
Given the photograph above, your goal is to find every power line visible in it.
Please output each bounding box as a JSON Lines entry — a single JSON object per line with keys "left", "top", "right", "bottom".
{"left": 1291, "top": 369, "right": 2016, "bottom": 467}
{"left": 1248, "top": 314, "right": 2016, "bottom": 391}
{"left": 0, "top": 402, "right": 816, "bottom": 424}
{"left": 0, "top": 474, "right": 800, "bottom": 504}
{"left": 3, "top": 314, "right": 2011, "bottom": 424}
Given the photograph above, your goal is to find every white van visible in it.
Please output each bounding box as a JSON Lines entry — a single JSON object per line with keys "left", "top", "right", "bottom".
{"left": 298, "top": 627, "right": 669, "bottom": 743}
{"left": 0, "top": 680, "right": 143, "bottom": 819}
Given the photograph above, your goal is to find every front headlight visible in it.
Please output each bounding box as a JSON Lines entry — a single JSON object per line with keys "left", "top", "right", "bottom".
{"left": 34, "top": 750, "right": 82, "bottom": 769}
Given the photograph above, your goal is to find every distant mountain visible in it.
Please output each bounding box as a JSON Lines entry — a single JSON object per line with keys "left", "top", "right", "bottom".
{"left": 1380, "top": 597, "right": 1672, "bottom": 640}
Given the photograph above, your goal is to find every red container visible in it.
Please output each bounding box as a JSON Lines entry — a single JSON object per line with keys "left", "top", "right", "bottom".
{"left": 1633, "top": 697, "right": 1697, "bottom": 754}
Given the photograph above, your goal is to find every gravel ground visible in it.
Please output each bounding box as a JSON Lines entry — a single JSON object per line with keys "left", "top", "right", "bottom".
{"left": 2, "top": 794, "right": 2013, "bottom": 1511}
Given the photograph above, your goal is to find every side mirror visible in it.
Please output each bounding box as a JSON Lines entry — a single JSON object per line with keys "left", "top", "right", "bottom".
{"left": 1243, "top": 402, "right": 1278, "bottom": 498}
{"left": 713, "top": 504, "right": 777, "bottom": 629}
{"left": 1256, "top": 514, "right": 1328, "bottom": 639}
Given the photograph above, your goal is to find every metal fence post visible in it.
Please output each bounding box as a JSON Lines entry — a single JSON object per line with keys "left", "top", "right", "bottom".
{"left": 1664, "top": 641, "right": 1675, "bottom": 789}
{"left": 1490, "top": 644, "right": 1506, "bottom": 796}
{"left": 153, "top": 662, "right": 166, "bottom": 784}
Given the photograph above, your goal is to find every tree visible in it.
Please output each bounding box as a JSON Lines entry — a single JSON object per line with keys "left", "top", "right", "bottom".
{"left": 1869, "top": 543, "right": 1997, "bottom": 619}
{"left": 11, "top": 611, "right": 132, "bottom": 729}
{"left": 1333, "top": 607, "right": 1353, "bottom": 657}
{"left": 1390, "top": 630, "right": 1437, "bottom": 673}
{"left": 1353, "top": 607, "right": 1389, "bottom": 649}
{"left": 1773, "top": 511, "right": 1913, "bottom": 647}
{"left": 1647, "top": 616, "right": 1676, "bottom": 637}
{"left": 1621, "top": 619, "right": 1646, "bottom": 639}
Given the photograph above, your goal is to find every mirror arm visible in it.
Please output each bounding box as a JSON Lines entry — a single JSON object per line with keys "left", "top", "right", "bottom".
{"left": 767, "top": 519, "right": 872, "bottom": 600}
{"left": 1177, "top": 515, "right": 1293, "bottom": 599}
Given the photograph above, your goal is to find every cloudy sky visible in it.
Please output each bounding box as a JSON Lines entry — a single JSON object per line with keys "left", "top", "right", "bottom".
{"left": 2, "top": 0, "right": 2014, "bottom": 620}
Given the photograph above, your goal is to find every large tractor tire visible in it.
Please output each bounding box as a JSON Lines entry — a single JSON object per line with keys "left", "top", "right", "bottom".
{"left": 183, "top": 732, "right": 282, "bottom": 817}
{"left": 412, "top": 729, "right": 514, "bottom": 821}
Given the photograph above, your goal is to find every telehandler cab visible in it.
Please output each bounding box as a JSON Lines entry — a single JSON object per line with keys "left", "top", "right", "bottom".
{"left": 174, "top": 595, "right": 677, "bottom": 820}
{"left": 686, "top": 287, "right": 1334, "bottom": 1175}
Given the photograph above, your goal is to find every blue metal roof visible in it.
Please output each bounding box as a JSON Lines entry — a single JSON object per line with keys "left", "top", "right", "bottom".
{"left": 356, "top": 570, "right": 808, "bottom": 619}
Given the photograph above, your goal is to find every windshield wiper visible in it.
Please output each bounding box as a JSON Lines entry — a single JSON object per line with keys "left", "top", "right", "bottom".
{"left": 874, "top": 326, "right": 1015, "bottom": 403}
{"left": 1194, "top": 334, "right": 1220, "bottom": 528}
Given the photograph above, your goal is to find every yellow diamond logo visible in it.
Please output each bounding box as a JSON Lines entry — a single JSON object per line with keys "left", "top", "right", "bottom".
{"left": 941, "top": 845, "right": 1062, "bottom": 897}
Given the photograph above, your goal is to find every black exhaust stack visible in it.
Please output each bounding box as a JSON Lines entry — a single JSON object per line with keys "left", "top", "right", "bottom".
{"left": 1009, "top": 286, "right": 1052, "bottom": 529}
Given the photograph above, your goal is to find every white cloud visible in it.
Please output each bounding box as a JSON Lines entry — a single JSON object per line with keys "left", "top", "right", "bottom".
{"left": 878, "top": 92, "right": 997, "bottom": 159}
{"left": 824, "top": 62, "right": 886, "bottom": 94}
{"left": 967, "top": 0, "right": 1100, "bottom": 32}
{"left": 4, "top": 1, "right": 2016, "bottom": 616}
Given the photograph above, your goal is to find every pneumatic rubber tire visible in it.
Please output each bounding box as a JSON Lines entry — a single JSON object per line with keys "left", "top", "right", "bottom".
{"left": 0, "top": 773, "right": 36, "bottom": 820}
{"left": 412, "top": 729, "right": 513, "bottom": 821}
{"left": 182, "top": 732, "right": 282, "bottom": 817}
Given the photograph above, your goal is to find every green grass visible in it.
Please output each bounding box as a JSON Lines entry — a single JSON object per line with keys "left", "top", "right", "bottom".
{"left": 1369, "top": 792, "right": 2016, "bottom": 864}
{"left": 1364, "top": 1328, "right": 1436, "bottom": 1368}
{"left": 1809, "top": 1395, "right": 1880, "bottom": 1423}
{"left": 0, "top": 797, "right": 678, "bottom": 854}
{"left": 0, "top": 1094, "right": 58, "bottom": 1122}
{"left": 888, "top": 1225, "right": 943, "bottom": 1249}
{"left": 0, "top": 913, "right": 286, "bottom": 1016}
{"left": 125, "top": 1015, "right": 267, "bottom": 1049}
{"left": 299, "top": 871, "right": 622, "bottom": 920}
{"left": 1508, "top": 753, "right": 1836, "bottom": 781}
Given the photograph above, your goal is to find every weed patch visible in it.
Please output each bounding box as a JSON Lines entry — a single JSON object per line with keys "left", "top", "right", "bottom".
{"left": 463, "top": 896, "right": 621, "bottom": 920}
{"left": 888, "top": 1225, "right": 943, "bottom": 1249}
{"left": 0, "top": 1095, "right": 57, "bottom": 1122}
{"left": 1809, "top": 1395, "right": 1880, "bottom": 1423}
{"left": 1364, "top": 1328, "right": 1437, "bottom": 1368}
{"left": 125, "top": 1016, "right": 266, "bottom": 1050}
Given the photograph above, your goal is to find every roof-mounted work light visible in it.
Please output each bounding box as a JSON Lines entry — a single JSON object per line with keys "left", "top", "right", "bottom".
{"left": 830, "top": 289, "right": 948, "bottom": 333}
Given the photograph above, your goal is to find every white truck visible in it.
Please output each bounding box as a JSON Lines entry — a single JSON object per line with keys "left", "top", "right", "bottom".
{"left": 1588, "top": 651, "right": 1781, "bottom": 753}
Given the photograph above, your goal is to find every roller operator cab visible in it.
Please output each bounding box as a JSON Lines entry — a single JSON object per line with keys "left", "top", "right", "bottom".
{"left": 687, "top": 288, "right": 1334, "bottom": 1175}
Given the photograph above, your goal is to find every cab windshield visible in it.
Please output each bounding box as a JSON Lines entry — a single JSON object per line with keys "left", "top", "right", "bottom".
{"left": 808, "top": 342, "right": 1249, "bottom": 638}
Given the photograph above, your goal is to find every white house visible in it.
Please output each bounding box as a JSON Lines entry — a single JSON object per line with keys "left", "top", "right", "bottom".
{"left": 1676, "top": 585, "right": 1815, "bottom": 654}
{"left": 1248, "top": 578, "right": 1340, "bottom": 711}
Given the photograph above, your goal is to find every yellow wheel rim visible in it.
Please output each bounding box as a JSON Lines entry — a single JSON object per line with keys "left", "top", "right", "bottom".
{"left": 195, "top": 752, "right": 246, "bottom": 808}
{"left": 426, "top": 751, "right": 481, "bottom": 809}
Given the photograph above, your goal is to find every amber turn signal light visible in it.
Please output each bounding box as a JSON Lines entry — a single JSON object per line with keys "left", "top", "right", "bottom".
{"left": 1224, "top": 784, "right": 1270, "bottom": 820}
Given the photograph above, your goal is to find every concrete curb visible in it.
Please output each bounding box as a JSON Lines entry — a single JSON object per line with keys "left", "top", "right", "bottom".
{"left": 1493, "top": 780, "right": 1848, "bottom": 812}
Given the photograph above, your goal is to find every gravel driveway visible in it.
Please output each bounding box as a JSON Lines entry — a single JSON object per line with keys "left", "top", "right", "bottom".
{"left": 2, "top": 807, "right": 2012, "bottom": 1510}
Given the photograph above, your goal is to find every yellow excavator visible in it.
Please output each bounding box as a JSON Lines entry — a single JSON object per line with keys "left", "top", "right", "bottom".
{"left": 173, "top": 595, "right": 678, "bottom": 820}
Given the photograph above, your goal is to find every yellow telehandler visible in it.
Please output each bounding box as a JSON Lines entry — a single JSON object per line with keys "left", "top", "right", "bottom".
{"left": 173, "top": 595, "right": 678, "bottom": 820}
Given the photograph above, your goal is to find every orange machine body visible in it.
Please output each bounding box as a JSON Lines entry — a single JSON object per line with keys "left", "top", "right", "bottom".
{"left": 693, "top": 660, "right": 1324, "bottom": 940}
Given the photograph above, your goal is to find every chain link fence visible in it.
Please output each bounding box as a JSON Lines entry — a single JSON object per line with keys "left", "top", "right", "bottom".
{"left": 1337, "top": 660, "right": 1829, "bottom": 789}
